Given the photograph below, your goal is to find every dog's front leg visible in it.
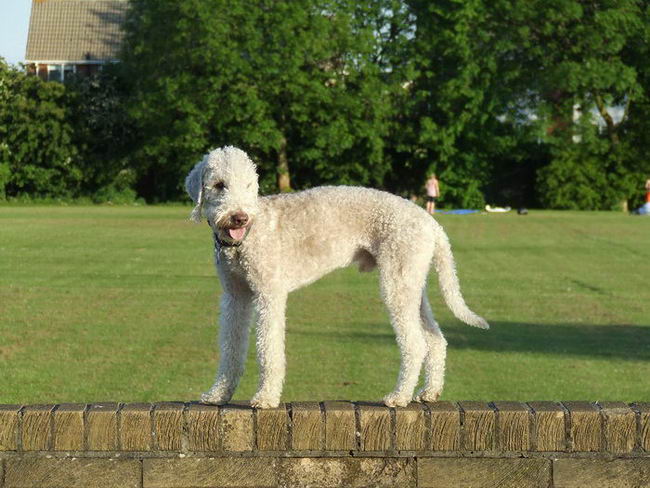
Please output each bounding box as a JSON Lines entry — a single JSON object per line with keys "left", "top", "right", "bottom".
{"left": 201, "top": 291, "right": 253, "bottom": 405}
{"left": 250, "top": 292, "right": 287, "bottom": 409}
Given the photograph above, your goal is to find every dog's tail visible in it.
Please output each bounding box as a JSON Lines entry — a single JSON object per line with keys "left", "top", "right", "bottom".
{"left": 433, "top": 228, "right": 489, "bottom": 329}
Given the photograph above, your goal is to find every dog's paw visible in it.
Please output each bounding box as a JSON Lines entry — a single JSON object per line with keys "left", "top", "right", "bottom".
{"left": 250, "top": 394, "right": 280, "bottom": 409}
{"left": 200, "top": 391, "right": 230, "bottom": 405}
{"left": 383, "top": 392, "right": 411, "bottom": 408}
{"left": 414, "top": 388, "right": 441, "bottom": 403}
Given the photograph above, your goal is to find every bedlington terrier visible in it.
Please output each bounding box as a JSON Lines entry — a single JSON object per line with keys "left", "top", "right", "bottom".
{"left": 186, "top": 146, "right": 488, "bottom": 408}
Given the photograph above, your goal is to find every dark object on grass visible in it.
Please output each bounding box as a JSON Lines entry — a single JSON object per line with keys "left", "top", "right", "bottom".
{"left": 518, "top": 207, "right": 528, "bottom": 215}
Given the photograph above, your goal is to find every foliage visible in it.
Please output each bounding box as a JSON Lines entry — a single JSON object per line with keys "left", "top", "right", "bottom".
{"left": 121, "top": 0, "right": 393, "bottom": 200}
{"left": 382, "top": 0, "right": 544, "bottom": 207}
{"left": 0, "top": 160, "right": 9, "bottom": 199}
{"left": 0, "top": 58, "right": 80, "bottom": 198}
{"left": 620, "top": 2, "right": 650, "bottom": 210}
{"left": 489, "top": 0, "right": 648, "bottom": 209}
{"left": 386, "top": 0, "right": 650, "bottom": 209}
{"left": 0, "top": 59, "right": 139, "bottom": 202}
{"left": 3, "top": 1, "right": 650, "bottom": 208}
{"left": 537, "top": 112, "right": 636, "bottom": 210}
{"left": 64, "top": 66, "right": 138, "bottom": 201}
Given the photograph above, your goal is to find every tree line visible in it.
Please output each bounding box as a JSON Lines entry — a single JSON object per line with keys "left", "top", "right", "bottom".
{"left": 2, "top": 0, "right": 650, "bottom": 209}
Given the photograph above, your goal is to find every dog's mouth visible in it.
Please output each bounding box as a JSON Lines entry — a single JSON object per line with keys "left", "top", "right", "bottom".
{"left": 215, "top": 224, "right": 250, "bottom": 246}
{"left": 227, "top": 227, "right": 247, "bottom": 241}
{"left": 209, "top": 213, "right": 252, "bottom": 247}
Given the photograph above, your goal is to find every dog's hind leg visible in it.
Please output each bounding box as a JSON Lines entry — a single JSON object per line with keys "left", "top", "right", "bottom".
{"left": 379, "top": 265, "right": 428, "bottom": 408}
{"left": 201, "top": 290, "right": 254, "bottom": 405}
{"left": 415, "top": 290, "right": 447, "bottom": 403}
{"left": 250, "top": 291, "right": 288, "bottom": 409}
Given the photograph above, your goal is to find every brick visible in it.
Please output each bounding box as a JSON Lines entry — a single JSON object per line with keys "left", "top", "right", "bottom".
{"left": 256, "top": 405, "right": 288, "bottom": 450}
{"left": 220, "top": 403, "right": 254, "bottom": 451}
{"left": 5, "top": 458, "right": 140, "bottom": 488}
{"left": 120, "top": 403, "right": 152, "bottom": 451}
{"left": 324, "top": 401, "right": 356, "bottom": 450}
{"left": 635, "top": 402, "right": 650, "bottom": 452}
{"left": 553, "top": 458, "right": 650, "bottom": 488}
{"left": 87, "top": 403, "right": 119, "bottom": 451}
{"left": 21, "top": 404, "right": 54, "bottom": 450}
{"left": 278, "top": 457, "right": 415, "bottom": 488}
{"left": 563, "top": 401, "right": 602, "bottom": 451}
{"left": 460, "top": 402, "right": 495, "bottom": 451}
{"left": 418, "top": 458, "right": 551, "bottom": 488}
{"left": 494, "top": 402, "right": 531, "bottom": 451}
{"left": 358, "top": 403, "right": 392, "bottom": 451}
{"left": 395, "top": 403, "right": 426, "bottom": 451}
{"left": 53, "top": 403, "right": 85, "bottom": 451}
{"left": 528, "top": 402, "right": 566, "bottom": 451}
{"left": 290, "top": 402, "right": 322, "bottom": 450}
{"left": 143, "top": 457, "right": 277, "bottom": 488}
{"left": 0, "top": 405, "right": 21, "bottom": 450}
{"left": 427, "top": 401, "right": 460, "bottom": 451}
{"left": 185, "top": 403, "right": 220, "bottom": 451}
{"left": 153, "top": 402, "right": 185, "bottom": 450}
{"left": 599, "top": 402, "right": 635, "bottom": 453}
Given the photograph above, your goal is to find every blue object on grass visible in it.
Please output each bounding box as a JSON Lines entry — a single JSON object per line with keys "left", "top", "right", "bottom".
{"left": 634, "top": 202, "right": 650, "bottom": 215}
{"left": 435, "top": 209, "right": 480, "bottom": 215}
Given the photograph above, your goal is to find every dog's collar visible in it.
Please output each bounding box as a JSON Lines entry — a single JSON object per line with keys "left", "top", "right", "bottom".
{"left": 213, "top": 231, "right": 242, "bottom": 249}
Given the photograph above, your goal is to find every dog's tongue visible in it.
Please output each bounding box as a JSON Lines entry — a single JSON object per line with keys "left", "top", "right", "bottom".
{"left": 228, "top": 227, "right": 246, "bottom": 240}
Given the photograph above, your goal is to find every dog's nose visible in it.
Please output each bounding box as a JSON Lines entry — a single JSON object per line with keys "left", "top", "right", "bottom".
{"left": 230, "top": 212, "right": 249, "bottom": 227}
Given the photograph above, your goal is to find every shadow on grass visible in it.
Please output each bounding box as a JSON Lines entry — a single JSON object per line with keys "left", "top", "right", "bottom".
{"left": 445, "top": 321, "right": 650, "bottom": 361}
{"left": 293, "top": 321, "right": 650, "bottom": 361}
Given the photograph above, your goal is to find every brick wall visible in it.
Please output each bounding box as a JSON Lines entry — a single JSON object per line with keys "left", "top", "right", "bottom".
{"left": 0, "top": 401, "right": 648, "bottom": 487}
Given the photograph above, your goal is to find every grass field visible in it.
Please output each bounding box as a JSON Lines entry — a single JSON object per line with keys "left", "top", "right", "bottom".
{"left": 0, "top": 205, "right": 648, "bottom": 404}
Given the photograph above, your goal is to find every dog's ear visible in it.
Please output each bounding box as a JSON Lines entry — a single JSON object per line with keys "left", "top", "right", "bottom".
{"left": 185, "top": 157, "right": 207, "bottom": 223}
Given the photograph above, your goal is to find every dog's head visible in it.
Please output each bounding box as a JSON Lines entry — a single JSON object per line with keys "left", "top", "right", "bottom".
{"left": 185, "top": 146, "right": 259, "bottom": 245}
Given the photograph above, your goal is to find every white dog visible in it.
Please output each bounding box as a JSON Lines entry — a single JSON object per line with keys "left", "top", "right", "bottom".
{"left": 186, "top": 146, "right": 488, "bottom": 408}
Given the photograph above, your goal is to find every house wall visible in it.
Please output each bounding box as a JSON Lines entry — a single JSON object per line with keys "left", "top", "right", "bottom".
{"left": 25, "top": 63, "right": 103, "bottom": 82}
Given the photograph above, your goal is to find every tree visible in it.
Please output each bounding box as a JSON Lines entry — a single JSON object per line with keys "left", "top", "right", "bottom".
{"left": 65, "top": 66, "right": 138, "bottom": 202}
{"left": 121, "top": 0, "right": 393, "bottom": 200}
{"left": 619, "top": 2, "right": 650, "bottom": 210}
{"left": 384, "top": 0, "right": 524, "bottom": 208}
{"left": 490, "top": 0, "right": 647, "bottom": 209}
{"left": 385, "top": 0, "right": 649, "bottom": 209}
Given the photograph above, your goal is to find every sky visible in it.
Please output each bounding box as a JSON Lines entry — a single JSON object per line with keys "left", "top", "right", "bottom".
{"left": 0, "top": 0, "right": 33, "bottom": 65}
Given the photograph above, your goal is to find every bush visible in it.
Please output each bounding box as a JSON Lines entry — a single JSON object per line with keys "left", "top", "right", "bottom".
{"left": 0, "top": 59, "right": 81, "bottom": 198}
{"left": 537, "top": 116, "right": 636, "bottom": 211}
{"left": 92, "top": 169, "right": 142, "bottom": 204}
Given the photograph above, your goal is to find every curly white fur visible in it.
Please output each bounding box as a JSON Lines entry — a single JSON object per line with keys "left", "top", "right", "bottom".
{"left": 186, "top": 146, "right": 488, "bottom": 408}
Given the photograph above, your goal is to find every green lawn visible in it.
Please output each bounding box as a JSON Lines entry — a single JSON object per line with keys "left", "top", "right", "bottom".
{"left": 0, "top": 205, "right": 648, "bottom": 404}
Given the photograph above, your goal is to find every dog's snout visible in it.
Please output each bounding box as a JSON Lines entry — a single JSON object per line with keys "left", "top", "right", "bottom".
{"left": 230, "top": 212, "right": 249, "bottom": 227}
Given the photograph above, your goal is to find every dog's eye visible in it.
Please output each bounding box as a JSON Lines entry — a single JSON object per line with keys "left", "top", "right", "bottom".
{"left": 213, "top": 182, "right": 225, "bottom": 191}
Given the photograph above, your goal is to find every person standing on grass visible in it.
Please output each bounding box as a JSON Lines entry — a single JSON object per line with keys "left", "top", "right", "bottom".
{"left": 425, "top": 173, "right": 440, "bottom": 214}
{"left": 646, "top": 179, "right": 650, "bottom": 203}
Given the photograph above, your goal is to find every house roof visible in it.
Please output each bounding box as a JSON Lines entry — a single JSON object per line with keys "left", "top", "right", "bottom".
{"left": 25, "top": 0, "right": 127, "bottom": 63}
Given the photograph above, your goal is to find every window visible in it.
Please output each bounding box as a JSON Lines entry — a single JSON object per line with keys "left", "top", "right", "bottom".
{"left": 47, "top": 65, "right": 63, "bottom": 82}
{"left": 46, "top": 64, "right": 76, "bottom": 82}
